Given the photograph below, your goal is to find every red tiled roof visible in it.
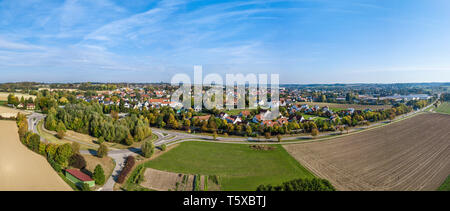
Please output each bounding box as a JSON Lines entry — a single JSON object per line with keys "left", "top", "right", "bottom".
{"left": 149, "top": 98, "right": 169, "bottom": 103}
{"left": 240, "top": 110, "right": 251, "bottom": 116}
{"left": 66, "top": 169, "right": 93, "bottom": 182}
{"left": 194, "top": 115, "right": 211, "bottom": 121}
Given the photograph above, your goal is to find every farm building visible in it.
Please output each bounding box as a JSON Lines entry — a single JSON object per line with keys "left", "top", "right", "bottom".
{"left": 65, "top": 169, "right": 95, "bottom": 188}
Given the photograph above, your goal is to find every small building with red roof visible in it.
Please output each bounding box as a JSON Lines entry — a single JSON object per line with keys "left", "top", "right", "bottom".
{"left": 65, "top": 169, "right": 95, "bottom": 188}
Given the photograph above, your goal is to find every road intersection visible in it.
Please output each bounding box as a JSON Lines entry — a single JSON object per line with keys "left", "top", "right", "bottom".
{"left": 25, "top": 99, "right": 436, "bottom": 191}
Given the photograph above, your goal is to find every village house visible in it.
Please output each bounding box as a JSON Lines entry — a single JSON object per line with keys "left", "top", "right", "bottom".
{"left": 27, "top": 104, "right": 35, "bottom": 110}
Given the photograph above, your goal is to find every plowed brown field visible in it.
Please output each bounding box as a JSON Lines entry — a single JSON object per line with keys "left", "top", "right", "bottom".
{"left": 0, "top": 121, "right": 71, "bottom": 191}
{"left": 284, "top": 113, "right": 450, "bottom": 191}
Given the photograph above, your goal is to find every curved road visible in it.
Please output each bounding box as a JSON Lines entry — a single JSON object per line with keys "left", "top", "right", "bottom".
{"left": 26, "top": 99, "right": 437, "bottom": 191}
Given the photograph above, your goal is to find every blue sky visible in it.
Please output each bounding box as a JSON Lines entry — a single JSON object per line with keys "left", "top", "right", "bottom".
{"left": 0, "top": 0, "right": 450, "bottom": 83}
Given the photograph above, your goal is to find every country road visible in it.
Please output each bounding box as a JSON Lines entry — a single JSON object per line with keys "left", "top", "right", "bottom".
{"left": 25, "top": 98, "right": 437, "bottom": 191}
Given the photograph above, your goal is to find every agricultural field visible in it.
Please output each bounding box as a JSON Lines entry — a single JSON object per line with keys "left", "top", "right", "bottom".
{"left": 0, "top": 92, "right": 36, "bottom": 101}
{"left": 284, "top": 113, "right": 450, "bottom": 191}
{"left": 143, "top": 142, "right": 314, "bottom": 191}
{"left": 0, "top": 120, "right": 71, "bottom": 191}
{"left": 435, "top": 102, "right": 450, "bottom": 115}
{"left": 0, "top": 106, "right": 31, "bottom": 118}
{"left": 139, "top": 168, "right": 220, "bottom": 191}
{"left": 296, "top": 102, "right": 391, "bottom": 110}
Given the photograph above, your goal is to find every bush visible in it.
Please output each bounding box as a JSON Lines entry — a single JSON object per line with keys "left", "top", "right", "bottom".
{"left": 93, "top": 165, "right": 105, "bottom": 185}
{"left": 97, "top": 143, "right": 108, "bottom": 158}
{"left": 117, "top": 156, "right": 135, "bottom": 184}
{"left": 69, "top": 153, "right": 87, "bottom": 169}
{"left": 80, "top": 183, "right": 91, "bottom": 191}
{"left": 131, "top": 165, "right": 145, "bottom": 184}
{"left": 160, "top": 144, "right": 167, "bottom": 151}
{"left": 256, "top": 178, "right": 335, "bottom": 191}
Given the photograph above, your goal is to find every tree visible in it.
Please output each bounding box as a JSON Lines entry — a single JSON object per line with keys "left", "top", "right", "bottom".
{"left": 56, "top": 129, "right": 65, "bottom": 139}
{"left": 141, "top": 140, "right": 154, "bottom": 158}
{"left": 183, "top": 119, "right": 191, "bottom": 131}
{"left": 55, "top": 143, "right": 73, "bottom": 167}
{"left": 93, "top": 165, "right": 106, "bottom": 185}
{"left": 97, "top": 136, "right": 105, "bottom": 144}
{"left": 29, "top": 133, "right": 41, "bottom": 152}
{"left": 124, "top": 133, "right": 134, "bottom": 146}
{"left": 46, "top": 144, "right": 58, "bottom": 159}
{"left": 97, "top": 143, "right": 108, "bottom": 158}
{"left": 338, "top": 127, "right": 344, "bottom": 134}
{"left": 264, "top": 132, "right": 271, "bottom": 140}
{"left": 69, "top": 153, "right": 87, "bottom": 169}
{"left": 160, "top": 144, "right": 167, "bottom": 151}
{"left": 56, "top": 121, "right": 66, "bottom": 132}
{"left": 71, "top": 142, "right": 80, "bottom": 154}
{"left": 111, "top": 110, "right": 119, "bottom": 121}
{"left": 256, "top": 178, "right": 335, "bottom": 191}
{"left": 311, "top": 128, "right": 319, "bottom": 138}
{"left": 246, "top": 126, "right": 253, "bottom": 136}
{"left": 212, "top": 132, "right": 218, "bottom": 141}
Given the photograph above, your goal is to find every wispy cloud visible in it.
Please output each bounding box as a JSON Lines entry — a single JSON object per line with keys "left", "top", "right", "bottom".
{"left": 0, "top": 0, "right": 449, "bottom": 83}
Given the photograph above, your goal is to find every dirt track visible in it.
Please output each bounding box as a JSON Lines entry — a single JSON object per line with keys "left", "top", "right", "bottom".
{"left": 284, "top": 113, "right": 450, "bottom": 191}
{"left": 0, "top": 121, "right": 71, "bottom": 191}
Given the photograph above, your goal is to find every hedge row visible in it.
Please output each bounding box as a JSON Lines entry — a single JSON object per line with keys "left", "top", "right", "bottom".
{"left": 117, "top": 156, "right": 135, "bottom": 184}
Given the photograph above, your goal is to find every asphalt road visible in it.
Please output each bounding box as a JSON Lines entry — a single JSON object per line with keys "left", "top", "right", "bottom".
{"left": 25, "top": 98, "right": 437, "bottom": 191}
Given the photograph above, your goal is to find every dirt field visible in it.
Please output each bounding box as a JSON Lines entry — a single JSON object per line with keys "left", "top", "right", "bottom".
{"left": 0, "top": 121, "right": 71, "bottom": 191}
{"left": 284, "top": 113, "right": 450, "bottom": 191}
{"left": 296, "top": 102, "right": 391, "bottom": 110}
{"left": 0, "top": 92, "right": 36, "bottom": 101}
{"left": 0, "top": 106, "right": 30, "bottom": 118}
{"left": 141, "top": 168, "right": 186, "bottom": 191}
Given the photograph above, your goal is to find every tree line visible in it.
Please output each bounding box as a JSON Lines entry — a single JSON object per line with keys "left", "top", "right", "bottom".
{"left": 17, "top": 113, "right": 106, "bottom": 191}
{"left": 45, "top": 103, "right": 152, "bottom": 146}
{"left": 256, "top": 178, "right": 335, "bottom": 191}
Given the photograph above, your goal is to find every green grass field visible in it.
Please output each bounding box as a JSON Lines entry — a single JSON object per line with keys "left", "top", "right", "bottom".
{"left": 224, "top": 109, "right": 255, "bottom": 116}
{"left": 438, "top": 175, "right": 450, "bottom": 191}
{"left": 302, "top": 114, "right": 328, "bottom": 120}
{"left": 143, "top": 141, "right": 314, "bottom": 191}
{"left": 435, "top": 102, "right": 450, "bottom": 115}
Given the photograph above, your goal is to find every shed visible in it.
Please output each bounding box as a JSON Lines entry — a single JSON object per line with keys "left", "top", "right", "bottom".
{"left": 65, "top": 169, "right": 95, "bottom": 188}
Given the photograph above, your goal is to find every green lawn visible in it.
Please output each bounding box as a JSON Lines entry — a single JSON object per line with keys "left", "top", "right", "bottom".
{"left": 438, "top": 175, "right": 450, "bottom": 191}
{"left": 302, "top": 114, "right": 328, "bottom": 120}
{"left": 143, "top": 141, "right": 315, "bottom": 191}
{"left": 224, "top": 109, "right": 255, "bottom": 116}
{"left": 436, "top": 102, "right": 450, "bottom": 115}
